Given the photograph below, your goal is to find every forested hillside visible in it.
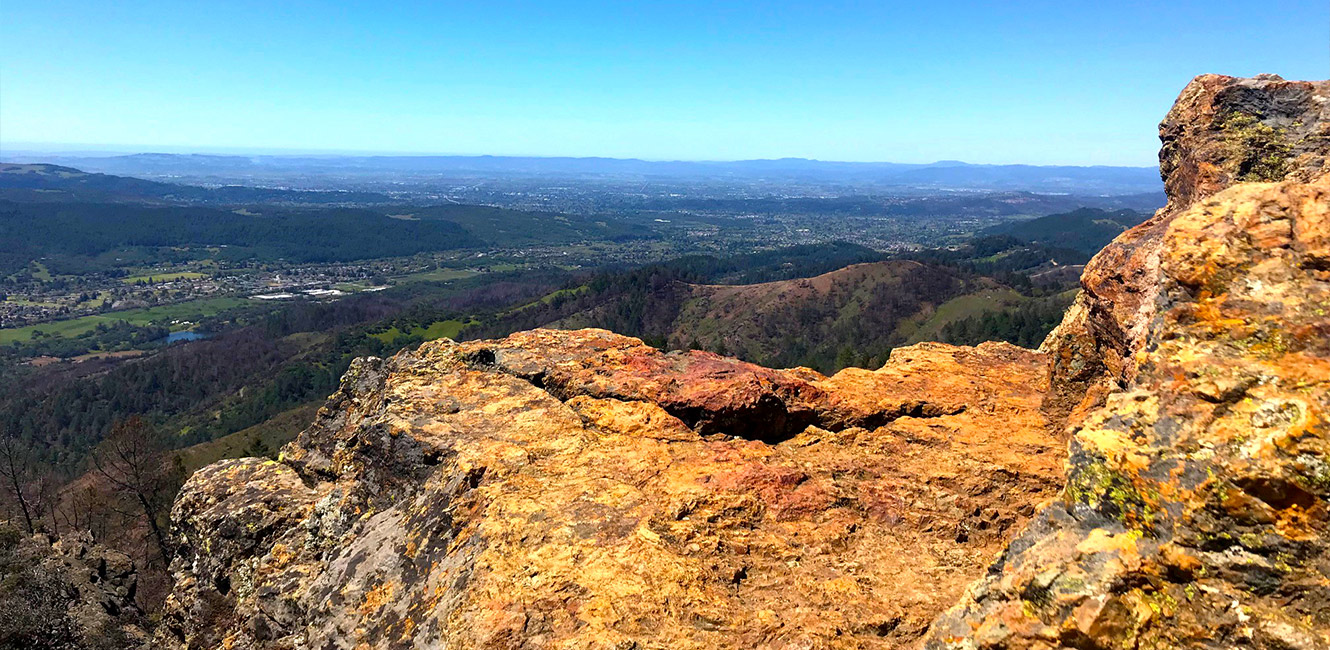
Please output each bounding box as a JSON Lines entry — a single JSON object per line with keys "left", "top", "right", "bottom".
{"left": 979, "top": 207, "right": 1148, "bottom": 253}
{"left": 0, "top": 200, "right": 481, "bottom": 274}
{"left": 465, "top": 238, "right": 1078, "bottom": 371}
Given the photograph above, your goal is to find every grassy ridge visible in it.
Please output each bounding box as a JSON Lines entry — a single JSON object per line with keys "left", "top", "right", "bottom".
{"left": 896, "top": 287, "right": 1026, "bottom": 344}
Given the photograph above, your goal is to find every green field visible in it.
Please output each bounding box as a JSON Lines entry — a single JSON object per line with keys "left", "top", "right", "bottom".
{"left": 395, "top": 268, "right": 480, "bottom": 283}
{"left": 0, "top": 296, "right": 249, "bottom": 344}
{"left": 896, "top": 288, "right": 1026, "bottom": 344}
{"left": 4, "top": 297, "right": 61, "bottom": 308}
{"left": 368, "top": 318, "right": 477, "bottom": 344}
{"left": 122, "top": 271, "right": 207, "bottom": 284}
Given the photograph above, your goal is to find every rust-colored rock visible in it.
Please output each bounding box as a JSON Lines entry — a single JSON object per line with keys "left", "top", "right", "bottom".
{"left": 925, "top": 175, "right": 1330, "bottom": 650}
{"left": 926, "top": 76, "right": 1330, "bottom": 649}
{"left": 156, "top": 330, "right": 1062, "bottom": 649}
{"left": 1042, "top": 74, "right": 1330, "bottom": 426}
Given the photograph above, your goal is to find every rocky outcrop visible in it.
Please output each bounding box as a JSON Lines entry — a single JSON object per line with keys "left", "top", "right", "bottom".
{"left": 924, "top": 77, "right": 1330, "bottom": 648}
{"left": 157, "top": 74, "right": 1330, "bottom": 650}
{"left": 1041, "top": 74, "right": 1330, "bottom": 426}
{"left": 925, "top": 170, "right": 1330, "bottom": 650}
{"left": 0, "top": 524, "right": 146, "bottom": 648}
{"left": 157, "top": 330, "right": 1064, "bottom": 649}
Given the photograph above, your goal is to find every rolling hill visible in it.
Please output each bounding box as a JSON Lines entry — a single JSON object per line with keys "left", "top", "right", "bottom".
{"left": 469, "top": 253, "right": 1049, "bottom": 371}
{"left": 979, "top": 207, "right": 1149, "bottom": 254}
{"left": 0, "top": 165, "right": 655, "bottom": 274}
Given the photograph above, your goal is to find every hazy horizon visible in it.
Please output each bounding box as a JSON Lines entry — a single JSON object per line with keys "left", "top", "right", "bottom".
{"left": 0, "top": 142, "right": 1164, "bottom": 168}
{"left": 4, "top": 2, "right": 1327, "bottom": 166}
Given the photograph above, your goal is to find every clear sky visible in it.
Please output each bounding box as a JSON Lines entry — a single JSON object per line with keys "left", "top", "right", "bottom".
{"left": 1, "top": 1, "right": 1326, "bottom": 165}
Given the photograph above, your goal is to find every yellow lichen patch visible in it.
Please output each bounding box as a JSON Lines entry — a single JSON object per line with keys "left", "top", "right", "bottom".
{"left": 268, "top": 543, "right": 296, "bottom": 570}
{"left": 359, "top": 581, "right": 397, "bottom": 617}
{"left": 1075, "top": 528, "right": 1141, "bottom": 557}
{"left": 1076, "top": 426, "right": 1152, "bottom": 475}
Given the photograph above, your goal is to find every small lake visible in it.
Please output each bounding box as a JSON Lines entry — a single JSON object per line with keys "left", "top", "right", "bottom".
{"left": 160, "top": 331, "right": 211, "bottom": 344}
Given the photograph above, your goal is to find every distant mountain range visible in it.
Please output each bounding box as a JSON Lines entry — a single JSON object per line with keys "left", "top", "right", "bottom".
{"left": 0, "top": 152, "right": 1164, "bottom": 194}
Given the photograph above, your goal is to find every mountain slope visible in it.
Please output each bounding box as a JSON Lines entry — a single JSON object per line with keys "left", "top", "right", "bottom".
{"left": 666, "top": 261, "right": 970, "bottom": 367}
{"left": 490, "top": 259, "right": 987, "bottom": 371}
{"left": 980, "top": 207, "right": 1149, "bottom": 254}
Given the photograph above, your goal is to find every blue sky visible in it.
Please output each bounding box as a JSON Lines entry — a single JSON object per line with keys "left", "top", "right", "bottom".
{"left": 1, "top": 1, "right": 1326, "bottom": 164}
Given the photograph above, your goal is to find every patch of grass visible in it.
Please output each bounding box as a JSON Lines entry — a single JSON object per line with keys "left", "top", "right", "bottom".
{"left": 503, "top": 285, "right": 590, "bottom": 317}
{"left": 4, "top": 297, "right": 61, "bottom": 308}
{"left": 31, "top": 261, "right": 53, "bottom": 282}
{"left": 0, "top": 296, "right": 248, "bottom": 344}
{"left": 121, "top": 271, "right": 207, "bottom": 284}
{"left": 368, "top": 319, "right": 477, "bottom": 344}
{"left": 395, "top": 268, "right": 480, "bottom": 284}
{"left": 897, "top": 287, "right": 1026, "bottom": 344}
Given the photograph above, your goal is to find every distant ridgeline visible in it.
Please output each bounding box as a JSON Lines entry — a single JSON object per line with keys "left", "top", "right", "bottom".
{"left": 0, "top": 162, "right": 395, "bottom": 204}
{"left": 3, "top": 155, "right": 1166, "bottom": 194}
{"left": 0, "top": 164, "right": 650, "bottom": 275}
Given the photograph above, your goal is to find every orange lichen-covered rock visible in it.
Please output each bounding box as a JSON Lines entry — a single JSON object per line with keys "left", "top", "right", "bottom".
{"left": 1042, "top": 74, "right": 1330, "bottom": 426}
{"left": 156, "top": 329, "right": 1062, "bottom": 649}
{"left": 924, "top": 171, "right": 1330, "bottom": 649}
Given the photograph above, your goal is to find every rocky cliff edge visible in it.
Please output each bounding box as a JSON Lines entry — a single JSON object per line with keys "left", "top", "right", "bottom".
{"left": 157, "top": 74, "right": 1329, "bottom": 650}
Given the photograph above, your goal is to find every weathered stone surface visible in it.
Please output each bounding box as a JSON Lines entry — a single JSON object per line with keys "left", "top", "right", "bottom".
{"left": 1042, "top": 74, "right": 1330, "bottom": 426}
{"left": 924, "top": 141, "right": 1330, "bottom": 647}
{"left": 157, "top": 330, "right": 1062, "bottom": 649}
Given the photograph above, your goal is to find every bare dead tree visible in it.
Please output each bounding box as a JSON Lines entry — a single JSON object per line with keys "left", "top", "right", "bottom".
{"left": 54, "top": 484, "right": 113, "bottom": 542}
{"left": 0, "top": 434, "right": 47, "bottom": 534}
{"left": 92, "top": 417, "right": 181, "bottom": 566}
